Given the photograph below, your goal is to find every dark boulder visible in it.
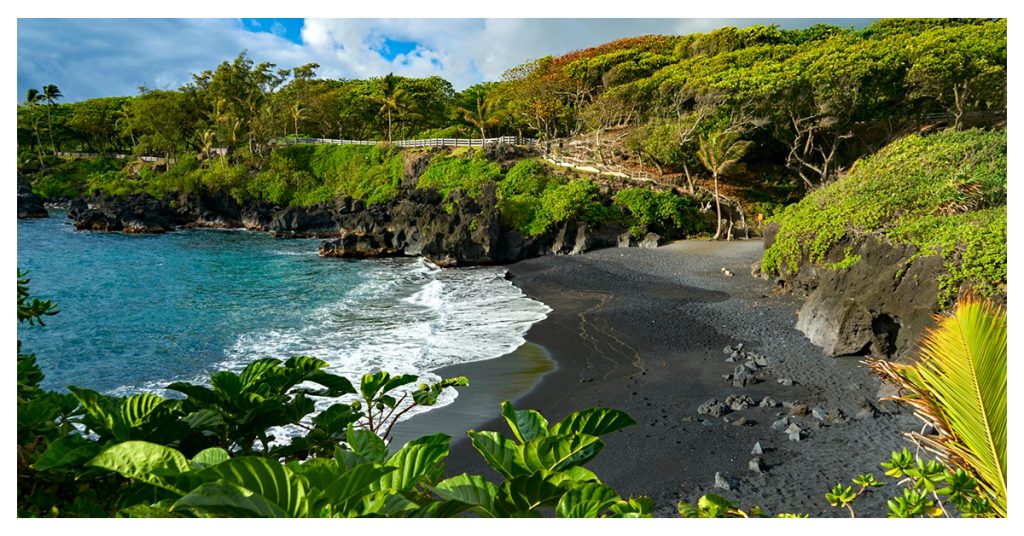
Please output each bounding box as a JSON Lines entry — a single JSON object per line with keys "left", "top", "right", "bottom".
{"left": 791, "top": 234, "right": 944, "bottom": 359}
{"left": 319, "top": 232, "right": 403, "bottom": 259}
{"left": 69, "top": 194, "right": 173, "bottom": 233}
{"left": 17, "top": 182, "right": 48, "bottom": 218}
{"left": 173, "top": 190, "right": 243, "bottom": 228}
{"left": 267, "top": 204, "right": 340, "bottom": 237}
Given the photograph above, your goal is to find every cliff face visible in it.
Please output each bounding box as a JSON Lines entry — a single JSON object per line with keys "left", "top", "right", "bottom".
{"left": 65, "top": 187, "right": 631, "bottom": 266}
{"left": 769, "top": 233, "right": 946, "bottom": 361}
{"left": 17, "top": 182, "right": 48, "bottom": 219}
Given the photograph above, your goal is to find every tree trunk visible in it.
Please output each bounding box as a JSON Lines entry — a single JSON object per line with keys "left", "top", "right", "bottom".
{"left": 45, "top": 105, "right": 56, "bottom": 155}
{"left": 953, "top": 83, "right": 966, "bottom": 131}
{"left": 683, "top": 163, "right": 695, "bottom": 195}
{"left": 712, "top": 173, "right": 723, "bottom": 240}
{"left": 387, "top": 108, "right": 393, "bottom": 143}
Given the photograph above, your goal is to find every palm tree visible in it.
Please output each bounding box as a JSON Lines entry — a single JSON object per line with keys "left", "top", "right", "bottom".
{"left": 370, "top": 73, "right": 409, "bottom": 143}
{"left": 23, "top": 89, "right": 46, "bottom": 166}
{"left": 868, "top": 296, "right": 1006, "bottom": 516}
{"left": 696, "top": 130, "right": 752, "bottom": 240}
{"left": 42, "top": 84, "right": 62, "bottom": 154}
{"left": 290, "top": 102, "right": 305, "bottom": 138}
{"left": 458, "top": 89, "right": 501, "bottom": 145}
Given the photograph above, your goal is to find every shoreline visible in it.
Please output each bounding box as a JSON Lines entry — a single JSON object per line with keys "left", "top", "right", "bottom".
{"left": 389, "top": 341, "right": 556, "bottom": 447}
{"left": 435, "top": 240, "right": 918, "bottom": 517}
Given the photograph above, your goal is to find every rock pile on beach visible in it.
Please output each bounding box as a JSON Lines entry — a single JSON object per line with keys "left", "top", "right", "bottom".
{"left": 720, "top": 343, "right": 773, "bottom": 387}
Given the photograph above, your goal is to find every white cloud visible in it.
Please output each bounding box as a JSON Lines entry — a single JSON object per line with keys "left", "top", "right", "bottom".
{"left": 17, "top": 18, "right": 875, "bottom": 102}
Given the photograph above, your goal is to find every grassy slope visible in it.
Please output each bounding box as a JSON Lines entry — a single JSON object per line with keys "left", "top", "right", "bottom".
{"left": 762, "top": 128, "right": 1006, "bottom": 306}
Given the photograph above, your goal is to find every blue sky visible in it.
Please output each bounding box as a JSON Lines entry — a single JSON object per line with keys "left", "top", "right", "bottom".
{"left": 18, "top": 18, "right": 877, "bottom": 102}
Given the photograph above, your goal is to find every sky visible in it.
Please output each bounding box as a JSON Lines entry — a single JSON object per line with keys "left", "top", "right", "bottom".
{"left": 16, "top": 18, "right": 879, "bottom": 102}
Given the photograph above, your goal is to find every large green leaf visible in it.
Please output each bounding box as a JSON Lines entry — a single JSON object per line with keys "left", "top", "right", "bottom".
{"left": 165, "top": 382, "right": 219, "bottom": 406}
{"left": 360, "top": 371, "right": 418, "bottom": 402}
{"left": 555, "top": 482, "right": 621, "bottom": 518}
{"left": 172, "top": 481, "right": 289, "bottom": 518}
{"left": 239, "top": 358, "right": 282, "bottom": 389}
{"left": 360, "top": 372, "right": 390, "bottom": 401}
{"left": 118, "top": 393, "right": 168, "bottom": 428}
{"left": 346, "top": 425, "right": 387, "bottom": 463}
{"left": 324, "top": 464, "right": 395, "bottom": 513}
{"left": 355, "top": 490, "right": 418, "bottom": 517}
{"left": 467, "top": 430, "right": 527, "bottom": 479}
{"left": 288, "top": 458, "right": 341, "bottom": 491}
{"left": 68, "top": 386, "right": 117, "bottom": 437}
{"left": 283, "top": 355, "right": 329, "bottom": 374}
{"left": 609, "top": 496, "right": 655, "bottom": 518}
{"left": 204, "top": 457, "right": 309, "bottom": 517}
{"left": 190, "top": 447, "right": 230, "bottom": 468}
{"left": 180, "top": 408, "right": 225, "bottom": 430}
{"left": 377, "top": 435, "right": 450, "bottom": 490}
{"left": 87, "top": 441, "right": 191, "bottom": 495}
{"left": 300, "top": 370, "right": 357, "bottom": 397}
{"left": 433, "top": 473, "right": 499, "bottom": 516}
{"left": 32, "top": 434, "right": 103, "bottom": 471}
{"left": 871, "top": 297, "right": 1007, "bottom": 516}
{"left": 494, "top": 471, "right": 565, "bottom": 515}
{"left": 518, "top": 434, "right": 604, "bottom": 473}
{"left": 209, "top": 371, "right": 245, "bottom": 400}
{"left": 412, "top": 376, "right": 469, "bottom": 406}
{"left": 545, "top": 466, "right": 602, "bottom": 488}
{"left": 549, "top": 408, "right": 637, "bottom": 437}
{"left": 310, "top": 404, "right": 360, "bottom": 437}
{"left": 501, "top": 401, "right": 549, "bottom": 443}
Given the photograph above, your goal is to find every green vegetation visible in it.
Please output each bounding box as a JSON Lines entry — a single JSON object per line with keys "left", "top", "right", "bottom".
{"left": 18, "top": 274, "right": 654, "bottom": 518}
{"left": 868, "top": 296, "right": 1006, "bottom": 516}
{"left": 416, "top": 153, "right": 503, "bottom": 207}
{"left": 613, "top": 188, "right": 703, "bottom": 238}
{"left": 762, "top": 129, "right": 1006, "bottom": 306}
{"left": 496, "top": 159, "right": 612, "bottom": 237}
{"left": 30, "top": 157, "right": 125, "bottom": 199}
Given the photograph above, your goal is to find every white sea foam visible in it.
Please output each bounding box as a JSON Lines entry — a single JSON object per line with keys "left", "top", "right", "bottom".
{"left": 113, "top": 256, "right": 551, "bottom": 443}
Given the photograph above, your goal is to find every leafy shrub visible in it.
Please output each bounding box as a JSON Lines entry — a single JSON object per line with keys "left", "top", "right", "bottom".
{"left": 17, "top": 275, "right": 650, "bottom": 518}
{"left": 762, "top": 129, "right": 1007, "bottom": 307}
{"left": 495, "top": 160, "right": 611, "bottom": 237}
{"left": 500, "top": 159, "right": 554, "bottom": 198}
{"left": 31, "top": 157, "right": 126, "bottom": 198}
{"left": 416, "top": 153, "right": 503, "bottom": 207}
{"left": 613, "top": 187, "right": 702, "bottom": 237}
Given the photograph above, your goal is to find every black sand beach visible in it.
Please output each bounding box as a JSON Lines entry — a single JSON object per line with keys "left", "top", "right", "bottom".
{"left": 400, "top": 240, "right": 919, "bottom": 517}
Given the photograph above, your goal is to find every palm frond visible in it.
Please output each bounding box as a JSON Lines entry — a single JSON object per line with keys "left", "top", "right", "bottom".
{"left": 868, "top": 296, "right": 1006, "bottom": 516}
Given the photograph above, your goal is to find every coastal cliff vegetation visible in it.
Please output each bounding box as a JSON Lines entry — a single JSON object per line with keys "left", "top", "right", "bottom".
{"left": 19, "top": 19, "right": 1005, "bottom": 242}
{"left": 762, "top": 128, "right": 1006, "bottom": 307}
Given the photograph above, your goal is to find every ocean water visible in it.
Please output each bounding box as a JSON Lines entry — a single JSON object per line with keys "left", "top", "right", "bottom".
{"left": 17, "top": 212, "right": 550, "bottom": 434}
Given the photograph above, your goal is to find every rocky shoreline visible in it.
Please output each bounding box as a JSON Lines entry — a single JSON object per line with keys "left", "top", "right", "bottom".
{"left": 58, "top": 187, "right": 658, "bottom": 266}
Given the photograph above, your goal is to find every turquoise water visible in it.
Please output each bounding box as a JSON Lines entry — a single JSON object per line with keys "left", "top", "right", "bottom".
{"left": 17, "top": 213, "right": 550, "bottom": 428}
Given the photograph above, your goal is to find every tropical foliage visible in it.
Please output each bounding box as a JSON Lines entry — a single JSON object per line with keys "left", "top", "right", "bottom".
{"left": 868, "top": 296, "right": 1006, "bottom": 516}
{"left": 17, "top": 275, "right": 654, "bottom": 518}
{"left": 761, "top": 128, "right": 1007, "bottom": 307}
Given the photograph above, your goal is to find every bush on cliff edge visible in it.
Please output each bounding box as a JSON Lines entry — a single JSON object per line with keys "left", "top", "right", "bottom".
{"left": 761, "top": 128, "right": 1006, "bottom": 307}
